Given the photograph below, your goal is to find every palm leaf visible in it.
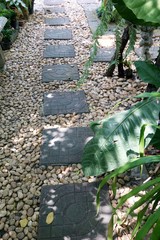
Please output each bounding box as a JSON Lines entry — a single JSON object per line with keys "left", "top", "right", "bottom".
{"left": 82, "top": 98, "right": 160, "bottom": 176}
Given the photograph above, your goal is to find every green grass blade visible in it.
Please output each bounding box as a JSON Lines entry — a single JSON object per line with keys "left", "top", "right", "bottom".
{"left": 150, "top": 217, "right": 160, "bottom": 240}
{"left": 116, "top": 177, "right": 160, "bottom": 209}
{"left": 96, "top": 155, "right": 160, "bottom": 212}
{"left": 127, "top": 185, "right": 160, "bottom": 217}
{"left": 131, "top": 204, "right": 149, "bottom": 239}
{"left": 139, "top": 124, "right": 147, "bottom": 157}
{"left": 107, "top": 214, "right": 114, "bottom": 240}
{"left": 136, "top": 92, "right": 160, "bottom": 99}
{"left": 135, "top": 207, "right": 160, "bottom": 240}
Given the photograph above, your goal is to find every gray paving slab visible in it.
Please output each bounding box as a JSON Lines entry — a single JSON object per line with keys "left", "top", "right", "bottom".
{"left": 43, "top": 45, "right": 75, "bottom": 58}
{"left": 44, "top": 0, "right": 64, "bottom": 5}
{"left": 43, "top": 90, "right": 89, "bottom": 116}
{"left": 45, "top": 17, "right": 70, "bottom": 26}
{"left": 44, "top": 6, "right": 66, "bottom": 14}
{"left": 93, "top": 48, "right": 115, "bottom": 62}
{"left": 42, "top": 64, "right": 79, "bottom": 82}
{"left": 40, "top": 127, "right": 93, "bottom": 165}
{"left": 135, "top": 46, "right": 159, "bottom": 60}
{"left": 44, "top": 29, "right": 72, "bottom": 40}
{"left": 38, "top": 182, "right": 112, "bottom": 240}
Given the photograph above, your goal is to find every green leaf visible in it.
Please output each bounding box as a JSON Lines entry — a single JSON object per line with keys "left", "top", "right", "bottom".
{"left": 131, "top": 205, "right": 149, "bottom": 238}
{"left": 126, "top": 184, "right": 160, "bottom": 217}
{"left": 135, "top": 207, "right": 160, "bottom": 240}
{"left": 150, "top": 217, "right": 160, "bottom": 240}
{"left": 82, "top": 99, "right": 160, "bottom": 176}
{"left": 135, "top": 61, "right": 160, "bottom": 88}
{"left": 123, "top": 0, "right": 160, "bottom": 25}
{"left": 116, "top": 177, "right": 160, "bottom": 210}
{"left": 107, "top": 214, "right": 114, "bottom": 240}
{"left": 96, "top": 155, "right": 160, "bottom": 212}
{"left": 112, "top": 0, "right": 147, "bottom": 26}
{"left": 136, "top": 92, "right": 160, "bottom": 99}
{"left": 112, "top": 0, "right": 160, "bottom": 26}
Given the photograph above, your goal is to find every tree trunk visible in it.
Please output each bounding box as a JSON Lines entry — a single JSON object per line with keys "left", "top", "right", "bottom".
{"left": 105, "top": 25, "right": 130, "bottom": 77}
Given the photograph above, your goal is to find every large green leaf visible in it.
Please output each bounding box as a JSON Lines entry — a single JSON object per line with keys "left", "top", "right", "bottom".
{"left": 82, "top": 99, "right": 160, "bottom": 176}
{"left": 123, "top": 0, "right": 160, "bottom": 25}
{"left": 112, "top": 0, "right": 147, "bottom": 26}
{"left": 112, "top": 0, "right": 160, "bottom": 26}
{"left": 135, "top": 61, "right": 160, "bottom": 88}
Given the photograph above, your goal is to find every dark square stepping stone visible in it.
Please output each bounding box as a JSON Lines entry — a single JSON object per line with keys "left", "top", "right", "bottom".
{"left": 38, "top": 182, "right": 112, "bottom": 240}
{"left": 93, "top": 48, "right": 114, "bottom": 62}
{"left": 44, "top": 0, "right": 64, "bottom": 5}
{"left": 40, "top": 127, "right": 93, "bottom": 165}
{"left": 43, "top": 45, "right": 75, "bottom": 58}
{"left": 42, "top": 64, "right": 79, "bottom": 82}
{"left": 43, "top": 90, "right": 89, "bottom": 116}
{"left": 45, "top": 17, "right": 70, "bottom": 26}
{"left": 44, "top": 6, "right": 66, "bottom": 13}
{"left": 44, "top": 29, "right": 72, "bottom": 40}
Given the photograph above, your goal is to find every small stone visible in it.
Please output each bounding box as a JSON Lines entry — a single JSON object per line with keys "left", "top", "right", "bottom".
{"left": 118, "top": 178, "right": 125, "bottom": 185}
{"left": 124, "top": 175, "right": 130, "bottom": 181}
{"left": 2, "top": 233, "right": 9, "bottom": 240}
{"left": 9, "top": 231, "right": 16, "bottom": 238}
{"left": 17, "top": 232, "right": 25, "bottom": 239}
{"left": 18, "top": 191, "right": 24, "bottom": 199}
{"left": 0, "top": 222, "right": 4, "bottom": 230}
{"left": 6, "top": 205, "right": 14, "bottom": 210}
{"left": 0, "top": 203, "right": 5, "bottom": 210}
{"left": 17, "top": 201, "right": 24, "bottom": 211}
{"left": 0, "top": 210, "right": 7, "bottom": 217}
{"left": 27, "top": 208, "right": 34, "bottom": 217}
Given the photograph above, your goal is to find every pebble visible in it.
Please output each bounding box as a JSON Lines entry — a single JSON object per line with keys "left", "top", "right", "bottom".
{"left": 17, "top": 201, "right": 24, "bottom": 211}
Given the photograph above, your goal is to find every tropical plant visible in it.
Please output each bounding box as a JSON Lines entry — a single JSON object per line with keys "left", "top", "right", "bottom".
{"left": 4, "top": 0, "right": 29, "bottom": 19}
{"left": 82, "top": 60, "right": 160, "bottom": 239}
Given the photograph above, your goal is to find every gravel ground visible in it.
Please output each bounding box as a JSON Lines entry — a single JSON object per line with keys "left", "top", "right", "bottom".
{"left": 0, "top": 0, "right": 153, "bottom": 239}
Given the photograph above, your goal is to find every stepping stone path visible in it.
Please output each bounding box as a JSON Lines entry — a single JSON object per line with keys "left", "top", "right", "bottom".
{"left": 42, "top": 64, "right": 79, "bottom": 82}
{"left": 43, "top": 91, "right": 89, "bottom": 116}
{"left": 45, "top": 17, "right": 70, "bottom": 26}
{"left": 40, "top": 127, "right": 93, "bottom": 165}
{"left": 38, "top": 0, "right": 112, "bottom": 238}
{"left": 93, "top": 47, "right": 115, "bottom": 62}
{"left": 44, "top": 29, "right": 72, "bottom": 40}
{"left": 43, "top": 45, "right": 75, "bottom": 58}
{"left": 44, "top": 6, "right": 66, "bottom": 14}
{"left": 38, "top": 182, "right": 111, "bottom": 240}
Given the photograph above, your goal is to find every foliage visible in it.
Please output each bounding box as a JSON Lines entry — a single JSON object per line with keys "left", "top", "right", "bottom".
{"left": 82, "top": 97, "right": 160, "bottom": 176}
{"left": 112, "top": 0, "right": 160, "bottom": 26}
{"left": 92, "top": 60, "right": 160, "bottom": 239}
{"left": 97, "top": 155, "right": 160, "bottom": 240}
{"left": 2, "top": 28, "right": 14, "bottom": 41}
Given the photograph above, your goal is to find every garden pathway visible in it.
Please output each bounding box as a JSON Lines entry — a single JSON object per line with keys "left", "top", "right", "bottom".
{"left": 38, "top": 0, "right": 112, "bottom": 239}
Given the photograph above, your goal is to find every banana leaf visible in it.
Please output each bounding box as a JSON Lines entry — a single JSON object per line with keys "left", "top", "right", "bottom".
{"left": 82, "top": 98, "right": 160, "bottom": 176}
{"left": 112, "top": 0, "right": 160, "bottom": 26}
